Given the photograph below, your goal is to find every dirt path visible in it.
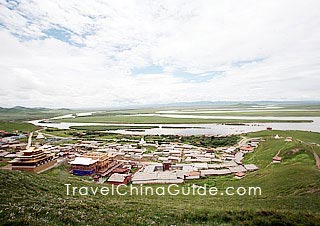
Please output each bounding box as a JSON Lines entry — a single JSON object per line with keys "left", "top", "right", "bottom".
{"left": 312, "top": 147, "right": 320, "bottom": 169}
{"left": 26, "top": 132, "right": 33, "bottom": 149}
{"left": 236, "top": 136, "right": 252, "bottom": 148}
{"left": 266, "top": 144, "right": 287, "bottom": 168}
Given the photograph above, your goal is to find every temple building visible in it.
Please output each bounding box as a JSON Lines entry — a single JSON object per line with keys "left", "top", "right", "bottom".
{"left": 69, "top": 157, "right": 98, "bottom": 176}
{"left": 10, "top": 147, "right": 57, "bottom": 173}
{"left": 70, "top": 153, "right": 117, "bottom": 176}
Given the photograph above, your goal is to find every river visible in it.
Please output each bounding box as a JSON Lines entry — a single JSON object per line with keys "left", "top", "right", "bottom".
{"left": 29, "top": 114, "right": 320, "bottom": 136}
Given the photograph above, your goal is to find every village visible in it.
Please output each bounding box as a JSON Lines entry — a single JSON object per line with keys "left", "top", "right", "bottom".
{"left": 0, "top": 128, "right": 288, "bottom": 185}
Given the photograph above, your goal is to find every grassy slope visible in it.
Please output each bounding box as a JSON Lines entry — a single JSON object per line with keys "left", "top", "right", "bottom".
{"left": 0, "top": 122, "right": 38, "bottom": 133}
{"left": 0, "top": 131, "right": 320, "bottom": 225}
{"left": 0, "top": 108, "right": 75, "bottom": 122}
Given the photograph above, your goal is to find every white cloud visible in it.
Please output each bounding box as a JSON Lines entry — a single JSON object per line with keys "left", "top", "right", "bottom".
{"left": 0, "top": 0, "right": 319, "bottom": 108}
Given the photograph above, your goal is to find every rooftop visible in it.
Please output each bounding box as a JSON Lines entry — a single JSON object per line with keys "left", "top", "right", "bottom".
{"left": 69, "top": 157, "right": 98, "bottom": 166}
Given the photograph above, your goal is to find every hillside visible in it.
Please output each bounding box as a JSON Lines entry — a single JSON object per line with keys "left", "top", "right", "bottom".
{"left": 0, "top": 122, "right": 38, "bottom": 133}
{"left": 0, "top": 130, "right": 320, "bottom": 225}
{"left": 0, "top": 106, "right": 73, "bottom": 122}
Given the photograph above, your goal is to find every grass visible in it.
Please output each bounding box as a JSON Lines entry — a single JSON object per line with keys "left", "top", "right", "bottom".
{"left": 69, "top": 125, "right": 159, "bottom": 131}
{"left": 56, "top": 115, "right": 312, "bottom": 124}
{"left": 0, "top": 130, "right": 320, "bottom": 225}
{"left": 0, "top": 107, "right": 76, "bottom": 122}
{"left": 245, "top": 130, "right": 320, "bottom": 143}
{"left": 0, "top": 122, "right": 38, "bottom": 133}
{"left": 0, "top": 161, "right": 9, "bottom": 167}
{"left": 161, "top": 110, "right": 320, "bottom": 117}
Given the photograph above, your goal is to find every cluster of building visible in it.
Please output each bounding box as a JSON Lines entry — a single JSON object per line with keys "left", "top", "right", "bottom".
{"left": 62, "top": 137, "right": 261, "bottom": 183}
{"left": 0, "top": 133, "right": 27, "bottom": 159}
{"left": 1, "top": 130, "right": 260, "bottom": 184}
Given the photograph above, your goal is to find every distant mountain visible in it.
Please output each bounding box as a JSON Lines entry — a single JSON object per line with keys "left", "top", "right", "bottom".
{"left": 163, "top": 100, "right": 320, "bottom": 107}
{"left": 0, "top": 106, "right": 48, "bottom": 113}
{"left": 1, "top": 101, "right": 319, "bottom": 111}
{"left": 0, "top": 106, "right": 71, "bottom": 113}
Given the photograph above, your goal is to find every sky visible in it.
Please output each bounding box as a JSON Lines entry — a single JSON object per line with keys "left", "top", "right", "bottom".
{"left": 0, "top": 0, "right": 320, "bottom": 108}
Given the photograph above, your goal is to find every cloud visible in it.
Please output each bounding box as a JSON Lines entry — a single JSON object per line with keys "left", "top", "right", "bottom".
{"left": 0, "top": 0, "right": 319, "bottom": 108}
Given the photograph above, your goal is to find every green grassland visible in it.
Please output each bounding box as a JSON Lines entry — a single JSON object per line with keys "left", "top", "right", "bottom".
{"left": 56, "top": 115, "right": 312, "bottom": 124}
{"left": 0, "top": 107, "right": 75, "bottom": 134}
{"left": 1, "top": 104, "right": 319, "bottom": 125}
{"left": 1, "top": 130, "right": 320, "bottom": 225}
{"left": 69, "top": 125, "right": 159, "bottom": 131}
{"left": 166, "top": 110, "right": 320, "bottom": 117}
{"left": 0, "top": 122, "right": 38, "bottom": 133}
{"left": 0, "top": 107, "right": 76, "bottom": 122}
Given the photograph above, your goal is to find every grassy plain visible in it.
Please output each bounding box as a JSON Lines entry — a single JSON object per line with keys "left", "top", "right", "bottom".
{"left": 69, "top": 125, "right": 159, "bottom": 131}
{"left": 165, "top": 110, "right": 320, "bottom": 117}
{"left": 57, "top": 115, "right": 312, "bottom": 124}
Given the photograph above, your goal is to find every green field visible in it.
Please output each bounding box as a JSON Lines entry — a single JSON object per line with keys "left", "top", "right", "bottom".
{"left": 0, "top": 122, "right": 38, "bottom": 133}
{"left": 164, "top": 110, "right": 320, "bottom": 117}
{"left": 0, "top": 106, "right": 76, "bottom": 122}
{"left": 69, "top": 125, "right": 159, "bottom": 131}
{"left": 56, "top": 115, "right": 312, "bottom": 124}
{"left": 0, "top": 130, "right": 320, "bottom": 225}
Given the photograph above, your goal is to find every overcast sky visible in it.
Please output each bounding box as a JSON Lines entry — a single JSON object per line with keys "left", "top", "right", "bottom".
{"left": 0, "top": 0, "right": 320, "bottom": 108}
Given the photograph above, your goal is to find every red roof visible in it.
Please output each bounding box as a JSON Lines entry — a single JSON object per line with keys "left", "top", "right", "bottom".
{"left": 235, "top": 172, "right": 245, "bottom": 177}
{"left": 240, "top": 146, "right": 253, "bottom": 151}
{"left": 273, "top": 156, "right": 282, "bottom": 161}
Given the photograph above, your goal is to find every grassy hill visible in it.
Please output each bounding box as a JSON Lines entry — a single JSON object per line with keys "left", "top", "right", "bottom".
{"left": 0, "top": 122, "right": 38, "bottom": 133}
{"left": 0, "top": 130, "right": 320, "bottom": 225}
{"left": 0, "top": 106, "right": 74, "bottom": 122}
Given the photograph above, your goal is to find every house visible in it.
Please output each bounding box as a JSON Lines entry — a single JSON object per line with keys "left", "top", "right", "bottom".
{"left": 0, "top": 151, "right": 9, "bottom": 157}
{"left": 228, "top": 165, "right": 247, "bottom": 173}
{"left": 244, "top": 164, "right": 259, "bottom": 171}
{"left": 193, "top": 163, "right": 208, "bottom": 170}
{"left": 273, "top": 156, "right": 282, "bottom": 163}
{"left": 132, "top": 171, "right": 183, "bottom": 184}
{"left": 168, "top": 156, "right": 181, "bottom": 163}
{"left": 112, "top": 167, "right": 129, "bottom": 174}
{"left": 235, "top": 152, "right": 244, "bottom": 164}
{"left": 185, "top": 171, "right": 200, "bottom": 180}
{"left": 8, "top": 143, "right": 27, "bottom": 150}
{"left": 200, "top": 169, "right": 232, "bottom": 176}
{"left": 249, "top": 142, "right": 259, "bottom": 148}
{"left": 69, "top": 157, "right": 98, "bottom": 176}
{"left": 107, "top": 173, "right": 131, "bottom": 185}
{"left": 4, "top": 153, "right": 17, "bottom": 158}
{"left": 234, "top": 172, "right": 246, "bottom": 179}
{"left": 284, "top": 137, "right": 293, "bottom": 142}
{"left": 158, "top": 156, "right": 169, "bottom": 162}
{"left": 240, "top": 146, "right": 254, "bottom": 153}
{"left": 82, "top": 153, "right": 117, "bottom": 175}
